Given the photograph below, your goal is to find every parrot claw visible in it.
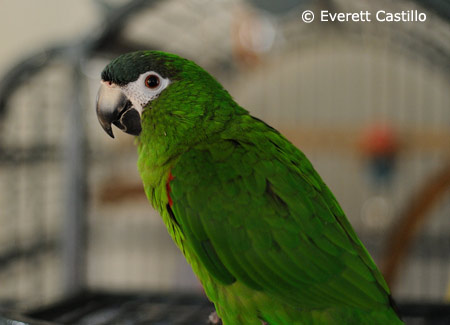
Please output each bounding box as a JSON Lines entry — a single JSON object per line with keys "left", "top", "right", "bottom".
{"left": 208, "top": 311, "right": 222, "bottom": 324}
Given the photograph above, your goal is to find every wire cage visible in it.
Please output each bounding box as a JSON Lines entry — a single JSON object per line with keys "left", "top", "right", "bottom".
{"left": 0, "top": 0, "right": 449, "bottom": 323}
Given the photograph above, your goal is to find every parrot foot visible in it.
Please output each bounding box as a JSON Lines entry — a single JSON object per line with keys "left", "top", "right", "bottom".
{"left": 208, "top": 311, "right": 222, "bottom": 324}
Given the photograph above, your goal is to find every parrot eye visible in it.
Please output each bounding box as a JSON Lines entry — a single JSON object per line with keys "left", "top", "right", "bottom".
{"left": 145, "top": 74, "right": 160, "bottom": 89}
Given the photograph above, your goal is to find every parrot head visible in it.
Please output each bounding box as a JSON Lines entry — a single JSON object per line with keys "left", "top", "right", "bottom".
{"left": 96, "top": 50, "right": 232, "bottom": 139}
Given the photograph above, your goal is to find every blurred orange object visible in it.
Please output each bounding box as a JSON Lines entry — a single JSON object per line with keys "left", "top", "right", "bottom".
{"left": 359, "top": 123, "right": 400, "bottom": 182}
{"left": 360, "top": 123, "right": 399, "bottom": 157}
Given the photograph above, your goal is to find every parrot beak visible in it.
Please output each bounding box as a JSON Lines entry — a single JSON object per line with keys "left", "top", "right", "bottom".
{"left": 96, "top": 82, "right": 142, "bottom": 138}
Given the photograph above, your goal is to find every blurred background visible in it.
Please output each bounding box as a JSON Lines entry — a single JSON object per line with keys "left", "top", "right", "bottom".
{"left": 0, "top": 0, "right": 449, "bottom": 323}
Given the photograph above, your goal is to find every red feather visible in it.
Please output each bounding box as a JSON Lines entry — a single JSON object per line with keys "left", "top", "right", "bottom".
{"left": 166, "top": 171, "right": 175, "bottom": 207}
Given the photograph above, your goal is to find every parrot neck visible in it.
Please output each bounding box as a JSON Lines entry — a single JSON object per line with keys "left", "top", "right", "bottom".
{"left": 136, "top": 89, "right": 247, "bottom": 192}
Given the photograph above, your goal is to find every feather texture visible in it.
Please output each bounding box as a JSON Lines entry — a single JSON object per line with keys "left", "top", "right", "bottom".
{"left": 161, "top": 117, "right": 402, "bottom": 323}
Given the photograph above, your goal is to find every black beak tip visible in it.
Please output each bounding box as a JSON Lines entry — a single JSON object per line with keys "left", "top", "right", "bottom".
{"left": 97, "top": 115, "right": 116, "bottom": 139}
{"left": 105, "top": 127, "right": 115, "bottom": 139}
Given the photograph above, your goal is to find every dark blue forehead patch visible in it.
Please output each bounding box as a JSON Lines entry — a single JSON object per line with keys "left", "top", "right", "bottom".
{"left": 101, "top": 51, "right": 182, "bottom": 86}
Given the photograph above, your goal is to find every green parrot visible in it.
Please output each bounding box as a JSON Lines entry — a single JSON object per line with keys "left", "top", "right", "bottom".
{"left": 95, "top": 51, "right": 403, "bottom": 325}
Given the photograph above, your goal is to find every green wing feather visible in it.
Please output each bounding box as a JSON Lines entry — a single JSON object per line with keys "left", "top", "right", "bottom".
{"left": 169, "top": 115, "right": 395, "bottom": 313}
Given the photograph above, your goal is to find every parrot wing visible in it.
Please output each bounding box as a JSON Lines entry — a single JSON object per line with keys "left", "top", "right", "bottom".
{"left": 168, "top": 128, "right": 391, "bottom": 310}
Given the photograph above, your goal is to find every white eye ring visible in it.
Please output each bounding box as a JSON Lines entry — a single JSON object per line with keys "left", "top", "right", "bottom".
{"left": 121, "top": 71, "right": 170, "bottom": 114}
